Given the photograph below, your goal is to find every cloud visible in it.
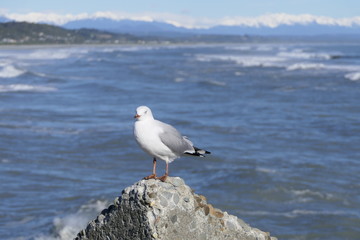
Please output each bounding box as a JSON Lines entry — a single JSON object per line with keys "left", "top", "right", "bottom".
{"left": 2, "top": 11, "right": 360, "bottom": 28}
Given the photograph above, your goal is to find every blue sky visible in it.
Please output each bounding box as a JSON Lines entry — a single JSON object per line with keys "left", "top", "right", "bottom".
{"left": 1, "top": 0, "right": 359, "bottom": 18}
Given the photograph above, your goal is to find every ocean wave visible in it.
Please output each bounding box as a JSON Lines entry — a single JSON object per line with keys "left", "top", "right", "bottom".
{"left": 1, "top": 158, "right": 10, "bottom": 163}
{"left": 344, "top": 72, "right": 360, "bottom": 81}
{"left": 291, "top": 189, "right": 336, "bottom": 201}
{"left": 35, "top": 199, "right": 109, "bottom": 240}
{"left": 1, "top": 48, "right": 89, "bottom": 61}
{"left": 0, "top": 65, "right": 26, "bottom": 78}
{"left": 224, "top": 45, "right": 252, "bottom": 51}
{"left": 201, "top": 80, "right": 227, "bottom": 86}
{"left": 255, "top": 46, "right": 274, "bottom": 51}
{"left": 0, "top": 84, "right": 57, "bottom": 93}
{"left": 29, "top": 126, "right": 82, "bottom": 136}
{"left": 238, "top": 209, "right": 351, "bottom": 218}
{"left": 174, "top": 77, "right": 185, "bottom": 82}
{"left": 26, "top": 51, "right": 73, "bottom": 60}
{"left": 286, "top": 63, "right": 325, "bottom": 71}
{"left": 31, "top": 71, "right": 50, "bottom": 78}
{"left": 195, "top": 52, "right": 360, "bottom": 74}
{"left": 100, "top": 48, "right": 118, "bottom": 53}
{"left": 255, "top": 167, "right": 277, "bottom": 174}
{"left": 195, "top": 54, "right": 284, "bottom": 67}
{"left": 118, "top": 46, "right": 160, "bottom": 52}
{"left": 278, "top": 49, "right": 333, "bottom": 60}
{"left": 224, "top": 45, "right": 275, "bottom": 52}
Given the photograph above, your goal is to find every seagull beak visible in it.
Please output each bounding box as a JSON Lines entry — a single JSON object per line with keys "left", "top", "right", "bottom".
{"left": 134, "top": 114, "right": 140, "bottom": 119}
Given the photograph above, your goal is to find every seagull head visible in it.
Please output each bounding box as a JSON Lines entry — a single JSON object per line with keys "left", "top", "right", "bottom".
{"left": 134, "top": 106, "right": 154, "bottom": 121}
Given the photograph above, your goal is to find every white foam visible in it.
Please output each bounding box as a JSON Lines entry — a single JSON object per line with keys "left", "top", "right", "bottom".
{"left": 0, "top": 84, "right": 57, "bottom": 93}
{"left": 0, "top": 48, "right": 89, "bottom": 61}
{"left": 345, "top": 72, "right": 360, "bottom": 81}
{"left": 224, "top": 45, "right": 252, "bottom": 51}
{"left": 22, "top": 50, "right": 73, "bottom": 60}
{"left": 204, "top": 80, "right": 226, "bottom": 86}
{"left": 291, "top": 189, "right": 335, "bottom": 200}
{"left": 29, "top": 71, "right": 49, "bottom": 78}
{"left": 302, "top": 63, "right": 360, "bottom": 73}
{"left": 119, "top": 46, "right": 159, "bottom": 52}
{"left": 35, "top": 199, "right": 109, "bottom": 240}
{"left": 174, "top": 77, "right": 185, "bottom": 82}
{"left": 287, "top": 63, "right": 325, "bottom": 71}
{"left": 278, "top": 50, "right": 332, "bottom": 60}
{"left": 1, "top": 159, "right": 10, "bottom": 163}
{"left": 0, "top": 65, "right": 26, "bottom": 78}
{"left": 195, "top": 54, "right": 284, "bottom": 68}
{"left": 238, "top": 209, "right": 349, "bottom": 218}
{"left": 255, "top": 46, "right": 274, "bottom": 51}
{"left": 100, "top": 48, "right": 118, "bottom": 53}
{"left": 256, "top": 167, "right": 277, "bottom": 174}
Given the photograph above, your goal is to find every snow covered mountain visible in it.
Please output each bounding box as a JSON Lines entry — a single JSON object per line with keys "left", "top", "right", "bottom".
{"left": 62, "top": 17, "right": 360, "bottom": 36}
{"left": 0, "top": 16, "right": 10, "bottom": 23}
{"left": 63, "top": 18, "right": 189, "bottom": 35}
{"left": 1, "top": 13, "right": 360, "bottom": 36}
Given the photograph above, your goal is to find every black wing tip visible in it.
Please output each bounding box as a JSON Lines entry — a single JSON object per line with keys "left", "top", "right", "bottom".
{"left": 194, "top": 147, "right": 211, "bottom": 154}
{"left": 185, "top": 147, "right": 211, "bottom": 157}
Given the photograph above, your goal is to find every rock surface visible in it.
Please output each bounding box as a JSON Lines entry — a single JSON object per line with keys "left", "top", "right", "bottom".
{"left": 75, "top": 177, "right": 276, "bottom": 240}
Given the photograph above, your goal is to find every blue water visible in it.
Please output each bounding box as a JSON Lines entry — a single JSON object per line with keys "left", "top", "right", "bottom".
{"left": 0, "top": 42, "right": 359, "bottom": 240}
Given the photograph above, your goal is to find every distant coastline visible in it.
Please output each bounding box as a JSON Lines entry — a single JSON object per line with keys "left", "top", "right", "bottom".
{"left": 2, "top": 21, "right": 360, "bottom": 47}
{"left": 0, "top": 21, "right": 257, "bottom": 46}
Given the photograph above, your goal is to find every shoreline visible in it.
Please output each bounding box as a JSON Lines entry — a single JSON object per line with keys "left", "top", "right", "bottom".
{"left": 2, "top": 40, "right": 360, "bottom": 50}
{"left": 1, "top": 37, "right": 360, "bottom": 50}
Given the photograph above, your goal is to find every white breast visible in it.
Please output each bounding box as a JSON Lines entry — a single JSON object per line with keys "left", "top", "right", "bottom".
{"left": 134, "top": 120, "right": 177, "bottom": 162}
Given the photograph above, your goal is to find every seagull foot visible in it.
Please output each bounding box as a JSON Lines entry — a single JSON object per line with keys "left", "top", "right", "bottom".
{"left": 144, "top": 174, "right": 157, "bottom": 180}
{"left": 156, "top": 175, "right": 168, "bottom": 182}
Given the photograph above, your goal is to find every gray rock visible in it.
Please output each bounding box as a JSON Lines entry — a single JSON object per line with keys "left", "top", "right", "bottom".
{"left": 75, "top": 177, "right": 277, "bottom": 240}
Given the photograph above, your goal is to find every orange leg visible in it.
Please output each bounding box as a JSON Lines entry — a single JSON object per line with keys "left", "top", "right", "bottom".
{"left": 144, "top": 158, "right": 157, "bottom": 180}
{"left": 157, "top": 161, "right": 169, "bottom": 182}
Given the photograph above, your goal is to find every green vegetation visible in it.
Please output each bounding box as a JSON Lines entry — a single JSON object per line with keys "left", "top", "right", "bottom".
{"left": 0, "top": 22, "right": 143, "bottom": 45}
{"left": 0, "top": 21, "right": 258, "bottom": 45}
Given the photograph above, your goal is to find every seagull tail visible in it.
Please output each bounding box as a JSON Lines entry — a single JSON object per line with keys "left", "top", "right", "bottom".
{"left": 185, "top": 146, "right": 211, "bottom": 157}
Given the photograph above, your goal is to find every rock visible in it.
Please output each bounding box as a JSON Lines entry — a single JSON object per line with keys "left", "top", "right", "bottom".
{"left": 75, "top": 177, "right": 277, "bottom": 240}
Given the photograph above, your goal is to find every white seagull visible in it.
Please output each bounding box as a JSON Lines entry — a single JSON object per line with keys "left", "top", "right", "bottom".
{"left": 134, "top": 106, "right": 210, "bottom": 181}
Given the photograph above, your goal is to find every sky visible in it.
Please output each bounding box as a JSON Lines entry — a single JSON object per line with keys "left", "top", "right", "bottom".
{"left": 1, "top": 0, "right": 360, "bottom": 28}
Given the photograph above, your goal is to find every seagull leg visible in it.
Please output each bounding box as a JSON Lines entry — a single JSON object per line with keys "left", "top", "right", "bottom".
{"left": 144, "top": 158, "right": 157, "bottom": 180}
{"left": 157, "top": 161, "right": 169, "bottom": 182}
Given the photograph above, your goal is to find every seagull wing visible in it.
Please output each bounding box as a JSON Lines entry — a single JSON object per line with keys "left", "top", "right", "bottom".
{"left": 156, "top": 120, "right": 194, "bottom": 155}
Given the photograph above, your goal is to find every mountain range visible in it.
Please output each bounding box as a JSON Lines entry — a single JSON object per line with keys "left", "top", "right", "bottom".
{"left": 1, "top": 15, "right": 360, "bottom": 36}
{"left": 62, "top": 18, "right": 360, "bottom": 36}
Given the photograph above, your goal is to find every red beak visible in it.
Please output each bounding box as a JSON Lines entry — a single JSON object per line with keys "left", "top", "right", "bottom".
{"left": 134, "top": 114, "right": 140, "bottom": 119}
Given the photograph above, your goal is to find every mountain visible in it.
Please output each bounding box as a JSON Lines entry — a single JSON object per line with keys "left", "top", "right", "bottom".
{"left": 62, "top": 17, "right": 360, "bottom": 36}
{"left": 0, "top": 16, "right": 10, "bottom": 23}
{"left": 63, "top": 18, "right": 190, "bottom": 36}
{"left": 204, "top": 23, "right": 360, "bottom": 36}
{"left": 1, "top": 15, "right": 360, "bottom": 45}
{"left": 1, "top": 12, "right": 360, "bottom": 37}
{"left": 0, "top": 21, "right": 259, "bottom": 45}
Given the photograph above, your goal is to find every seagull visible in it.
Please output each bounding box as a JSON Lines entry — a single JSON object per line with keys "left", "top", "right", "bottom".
{"left": 134, "top": 106, "right": 210, "bottom": 181}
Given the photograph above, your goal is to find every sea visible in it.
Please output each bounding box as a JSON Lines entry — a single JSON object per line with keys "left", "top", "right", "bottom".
{"left": 0, "top": 40, "right": 359, "bottom": 240}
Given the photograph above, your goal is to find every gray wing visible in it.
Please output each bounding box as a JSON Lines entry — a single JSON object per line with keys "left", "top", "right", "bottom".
{"left": 156, "top": 120, "right": 195, "bottom": 155}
